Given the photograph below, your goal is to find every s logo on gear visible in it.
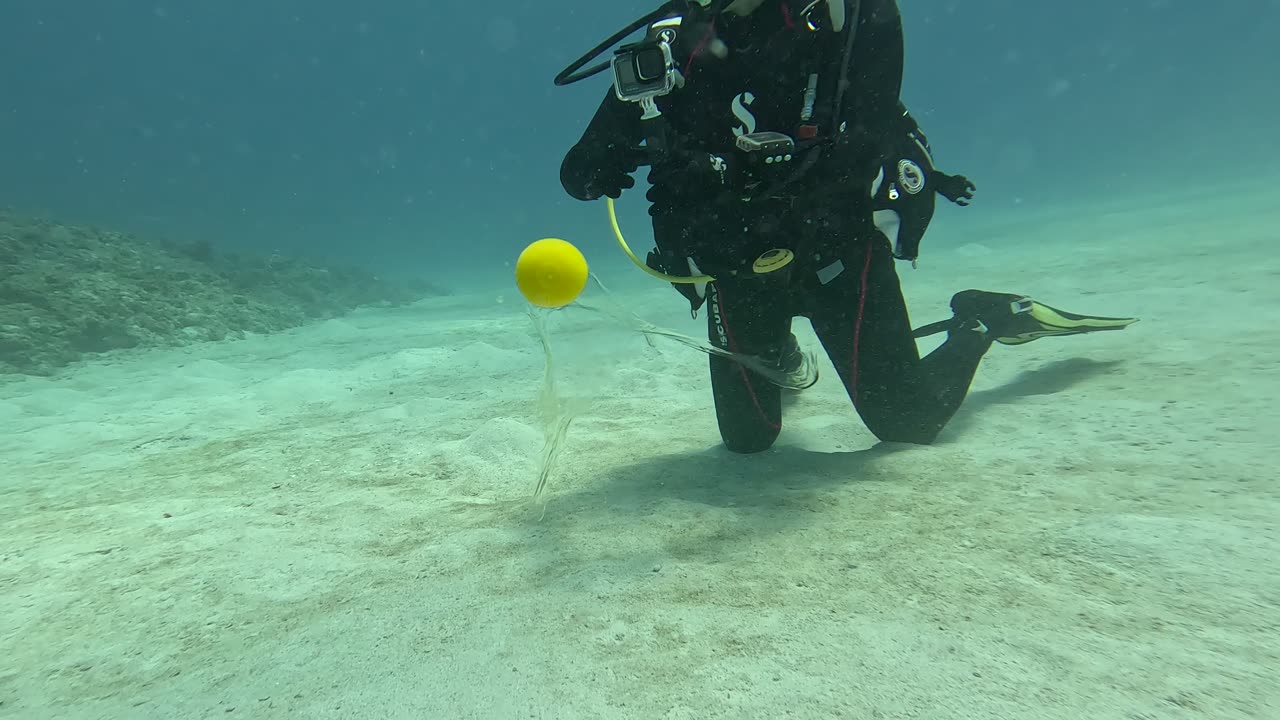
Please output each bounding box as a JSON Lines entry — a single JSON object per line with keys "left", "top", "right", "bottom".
{"left": 897, "top": 159, "right": 925, "bottom": 195}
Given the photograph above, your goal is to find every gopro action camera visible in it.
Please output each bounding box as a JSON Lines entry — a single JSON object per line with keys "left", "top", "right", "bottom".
{"left": 611, "top": 38, "right": 679, "bottom": 103}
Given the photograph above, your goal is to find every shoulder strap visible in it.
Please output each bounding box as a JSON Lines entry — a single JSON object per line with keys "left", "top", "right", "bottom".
{"left": 824, "top": 0, "right": 862, "bottom": 134}
{"left": 795, "top": 0, "right": 861, "bottom": 138}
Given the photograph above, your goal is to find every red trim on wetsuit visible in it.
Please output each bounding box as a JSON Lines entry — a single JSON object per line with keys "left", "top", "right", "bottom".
{"left": 780, "top": 3, "right": 796, "bottom": 29}
{"left": 848, "top": 244, "right": 874, "bottom": 403}
{"left": 715, "top": 285, "right": 781, "bottom": 432}
{"left": 685, "top": 19, "right": 717, "bottom": 76}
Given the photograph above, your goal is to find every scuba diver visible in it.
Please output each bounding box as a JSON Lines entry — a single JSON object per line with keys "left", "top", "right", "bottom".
{"left": 555, "top": 0, "right": 1137, "bottom": 454}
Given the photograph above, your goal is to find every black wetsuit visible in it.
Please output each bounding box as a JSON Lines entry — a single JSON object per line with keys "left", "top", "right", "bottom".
{"left": 561, "top": 0, "right": 990, "bottom": 453}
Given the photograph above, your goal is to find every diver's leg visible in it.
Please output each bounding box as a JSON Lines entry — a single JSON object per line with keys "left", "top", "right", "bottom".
{"left": 809, "top": 240, "right": 991, "bottom": 444}
{"left": 705, "top": 280, "right": 792, "bottom": 453}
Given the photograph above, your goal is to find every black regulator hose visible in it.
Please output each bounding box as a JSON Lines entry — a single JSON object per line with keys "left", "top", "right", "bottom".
{"left": 554, "top": 2, "right": 680, "bottom": 86}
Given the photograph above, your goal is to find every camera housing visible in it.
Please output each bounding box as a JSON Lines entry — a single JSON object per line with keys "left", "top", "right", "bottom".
{"left": 611, "top": 39, "right": 678, "bottom": 103}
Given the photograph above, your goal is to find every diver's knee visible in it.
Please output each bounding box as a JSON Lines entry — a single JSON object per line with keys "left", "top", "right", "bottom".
{"left": 720, "top": 426, "right": 780, "bottom": 454}
{"left": 860, "top": 409, "right": 941, "bottom": 446}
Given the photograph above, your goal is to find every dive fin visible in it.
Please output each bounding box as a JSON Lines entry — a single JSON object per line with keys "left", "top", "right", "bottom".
{"left": 915, "top": 290, "right": 1138, "bottom": 346}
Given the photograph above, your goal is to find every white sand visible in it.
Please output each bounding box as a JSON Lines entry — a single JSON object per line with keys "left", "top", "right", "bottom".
{"left": 2, "top": 190, "right": 1278, "bottom": 719}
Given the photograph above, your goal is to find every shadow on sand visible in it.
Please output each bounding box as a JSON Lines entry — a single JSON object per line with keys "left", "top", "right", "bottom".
{"left": 943, "top": 357, "right": 1123, "bottom": 436}
{"left": 499, "top": 357, "right": 1124, "bottom": 580}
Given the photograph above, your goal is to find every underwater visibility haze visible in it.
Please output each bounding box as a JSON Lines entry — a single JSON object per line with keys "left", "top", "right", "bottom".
{"left": 0, "top": 1, "right": 1277, "bottom": 718}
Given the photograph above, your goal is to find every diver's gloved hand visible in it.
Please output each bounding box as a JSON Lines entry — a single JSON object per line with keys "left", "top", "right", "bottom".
{"left": 560, "top": 142, "right": 648, "bottom": 201}
{"left": 933, "top": 171, "right": 976, "bottom": 206}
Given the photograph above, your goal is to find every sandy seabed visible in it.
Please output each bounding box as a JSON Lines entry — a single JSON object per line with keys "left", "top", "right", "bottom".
{"left": 2, "top": 190, "right": 1278, "bottom": 719}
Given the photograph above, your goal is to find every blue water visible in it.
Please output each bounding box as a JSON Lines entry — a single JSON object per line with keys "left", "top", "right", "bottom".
{"left": 2, "top": 3, "right": 1279, "bottom": 718}
{"left": 2, "top": 1, "right": 1275, "bottom": 281}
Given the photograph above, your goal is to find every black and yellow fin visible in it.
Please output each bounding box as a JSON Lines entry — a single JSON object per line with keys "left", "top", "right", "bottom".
{"left": 913, "top": 290, "right": 1138, "bottom": 345}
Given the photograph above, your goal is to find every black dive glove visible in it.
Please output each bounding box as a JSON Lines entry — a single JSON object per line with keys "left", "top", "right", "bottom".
{"left": 932, "top": 171, "right": 976, "bottom": 206}
{"left": 560, "top": 142, "right": 648, "bottom": 201}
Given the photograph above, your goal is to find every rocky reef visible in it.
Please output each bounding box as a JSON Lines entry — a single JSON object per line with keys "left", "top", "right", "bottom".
{"left": 0, "top": 211, "right": 446, "bottom": 376}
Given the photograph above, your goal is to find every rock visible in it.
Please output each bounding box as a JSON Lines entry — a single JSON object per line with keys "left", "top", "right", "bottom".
{"left": 0, "top": 211, "right": 450, "bottom": 375}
